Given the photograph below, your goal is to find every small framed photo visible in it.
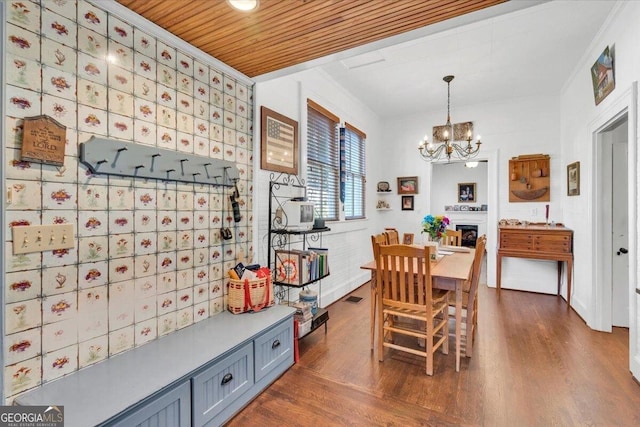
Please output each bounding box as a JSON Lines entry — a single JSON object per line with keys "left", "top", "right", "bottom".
{"left": 567, "top": 161, "right": 580, "bottom": 196}
{"left": 458, "top": 182, "right": 476, "bottom": 203}
{"left": 397, "top": 176, "right": 418, "bottom": 194}
{"left": 402, "top": 233, "right": 414, "bottom": 244}
{"left": 401, "top": 195, "right": 414, "bottom": 211}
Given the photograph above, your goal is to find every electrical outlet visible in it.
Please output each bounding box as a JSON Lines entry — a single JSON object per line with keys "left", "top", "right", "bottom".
{"left": 12, "top": 224, "right": 75, "bottom": 254}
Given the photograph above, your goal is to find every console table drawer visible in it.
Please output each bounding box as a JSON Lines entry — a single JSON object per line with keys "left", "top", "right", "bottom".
{"left": 192, "top": 342, "right": 254, "bottom": 426}
{"left": 533, "top": 234, "right": 571, "bottom": 253}
{"left": 500, "top": 229, "right": 572, "bottom": 254}
{"left": 254, "top": 317, "right": 294, "bottom": 382}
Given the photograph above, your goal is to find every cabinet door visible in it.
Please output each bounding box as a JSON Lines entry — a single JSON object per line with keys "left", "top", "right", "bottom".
{"left": 254, "top": 317, "right": 294, "bottom": 382}
{"left": 108, "top": 381, "right": 190, "bottom": 427}
{"left": 191, "top": 342, "right": 253, "bottom": 427}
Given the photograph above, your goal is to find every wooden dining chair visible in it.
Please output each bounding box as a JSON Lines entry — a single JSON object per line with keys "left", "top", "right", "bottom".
{"left": 442, "top": 228, "right": 462, "bottom": 246}
{"left": 376, "top": 244, "right": 450, "bottom": 375}
{"left": 370, "top": 233, "right": 388, "bottom": 350}
{"left": 384, "top": 228, "right": 399, "bottom": 245}
{"left": 449, "top": 234, "right": 486, "bottom": 357}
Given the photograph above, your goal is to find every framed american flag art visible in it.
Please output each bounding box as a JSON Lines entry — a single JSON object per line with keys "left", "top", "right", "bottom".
{"left": 260, "top": 106, "right": 299, "bottom": 175}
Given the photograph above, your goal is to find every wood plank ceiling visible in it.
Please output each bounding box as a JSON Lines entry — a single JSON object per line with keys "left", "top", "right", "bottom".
{"left": 116, "top": 0, "right": 507, "bottom": 78}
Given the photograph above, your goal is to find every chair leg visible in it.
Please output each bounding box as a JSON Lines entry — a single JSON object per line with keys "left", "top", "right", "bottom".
{"left": 426, "top": 318, "right": 434, "bottom": 376}
{"left": 370, "top": 277, "right": 376, "bottom": 351}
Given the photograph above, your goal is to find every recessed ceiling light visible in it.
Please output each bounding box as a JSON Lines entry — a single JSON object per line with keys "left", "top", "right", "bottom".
{"left": 227, "top": 0, "right": 259, "bottom": 12}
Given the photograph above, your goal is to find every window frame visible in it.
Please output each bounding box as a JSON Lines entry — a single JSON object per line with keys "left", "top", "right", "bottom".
{"left": 306, "top": 99, "right": 340, "bottom": 222}
{"left": 342, "top": 122, "right": 366, "bottom": 220}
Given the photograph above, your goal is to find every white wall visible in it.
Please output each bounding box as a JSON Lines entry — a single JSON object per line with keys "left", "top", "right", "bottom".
{"left": 376, "top": 95, "right": 562, "bottom": 293}
{"left": 254, "top": 69, "right": 383, "bottom": 306}
{"left": 255, "top": 72, "right": 565, "bottom": 303}
{"left": 559, "top": 0, "right": 639, "bottom": 379}
{"left": 431, "top": 161, "right": 488, "bottom": 209}
{"left": 432, "top": 162, "right": 489, "bottom": 245}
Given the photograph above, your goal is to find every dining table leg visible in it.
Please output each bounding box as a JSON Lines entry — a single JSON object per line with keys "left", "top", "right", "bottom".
{"left": 455, "top": 279, "right": 462, "bottom": 372}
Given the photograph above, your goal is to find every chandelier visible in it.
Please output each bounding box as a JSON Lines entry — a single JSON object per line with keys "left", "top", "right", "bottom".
{"left": 418, "top": 75, "right": 481, "bottom": 162}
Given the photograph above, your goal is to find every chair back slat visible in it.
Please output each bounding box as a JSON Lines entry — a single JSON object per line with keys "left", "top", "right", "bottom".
{"left": 371, "top": 233, "right": 387, "bottom": 260}
{"left": 384, "top": 229, "right": 399, "bottom": 245}
{"left": 442, "top": 228, "right": 462, "bottom": 246}
{"left": 377, "top": 244, "right": 432, "bottom": 307}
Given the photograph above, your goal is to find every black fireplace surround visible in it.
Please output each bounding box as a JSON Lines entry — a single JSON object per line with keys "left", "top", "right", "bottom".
{"left": 456, "top": 224, "right": 478, "bottom": 248}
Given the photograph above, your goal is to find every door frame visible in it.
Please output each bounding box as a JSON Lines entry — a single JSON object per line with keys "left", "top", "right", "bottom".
{"left": 590, "top": 82, "right": 638, "bottom": 376}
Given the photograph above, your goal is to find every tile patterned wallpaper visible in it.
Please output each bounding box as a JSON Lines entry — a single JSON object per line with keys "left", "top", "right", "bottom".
{"left": 3, "top": 0, "right": 254, "bottom": 401}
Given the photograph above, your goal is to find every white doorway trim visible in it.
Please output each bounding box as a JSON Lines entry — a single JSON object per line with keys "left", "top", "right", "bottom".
{"left": 429, "top": 149, "right": 499, "bottom": 286}
{"left": 590, "top": 82, "right": 638, "bottom": 376}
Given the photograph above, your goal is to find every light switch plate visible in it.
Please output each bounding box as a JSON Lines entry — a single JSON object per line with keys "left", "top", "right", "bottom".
{"left": 12, "top": 224, "right": 75, "bottom": 254}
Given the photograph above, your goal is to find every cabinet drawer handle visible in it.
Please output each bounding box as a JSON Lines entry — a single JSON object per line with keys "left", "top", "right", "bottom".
{"left": 221, "top": 373, "right": 233, "bottom": 386}
{"left": 272, "top": 339, "right": 281, "bottom": 349}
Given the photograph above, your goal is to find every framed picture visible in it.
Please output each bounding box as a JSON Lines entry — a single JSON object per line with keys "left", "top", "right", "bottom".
{"left": 402, "top": 233, "right": 414, "bottom": 244}
{"left": 260, "top": 106, "right": 299, "bottom": 175}
{"left": 401, "top": 195, "right": 414, "bottom": 211}
{"left": 567, "top": 161, "right": 580, "bottom": 196}
{"left": 590, "top": 45, "right": 615, "bottom": 106}
{"left": 397, "top": 176, "right": 418, "bottom": 194}
{"left": 458, "top": 182, "right": 476, "bottom": 203}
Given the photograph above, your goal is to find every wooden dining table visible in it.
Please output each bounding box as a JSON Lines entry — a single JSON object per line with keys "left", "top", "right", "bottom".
{"left": 360, "top": 248, "right": 475, "bottom": 372}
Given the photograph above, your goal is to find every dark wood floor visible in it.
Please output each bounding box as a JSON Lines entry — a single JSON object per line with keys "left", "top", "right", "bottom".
{"left": 226, "top": 282, "right": 640, "bottom": 426}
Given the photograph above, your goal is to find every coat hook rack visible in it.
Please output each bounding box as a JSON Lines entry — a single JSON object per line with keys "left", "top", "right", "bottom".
{"left": 80, "top": 137, "right": 238, "bottom": 186}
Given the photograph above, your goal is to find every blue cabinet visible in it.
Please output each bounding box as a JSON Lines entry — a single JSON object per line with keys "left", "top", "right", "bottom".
{"left": 254, "top": 317, "right": 293, "bottom": 382}
{"left": 192, "top": 343, "right": 254, "bottom": 426}
{"left": 15, "top": 306, "right": 295, "bottom": 427}
{"left": 109, "top": 382, "right": 191, "bottom": 427}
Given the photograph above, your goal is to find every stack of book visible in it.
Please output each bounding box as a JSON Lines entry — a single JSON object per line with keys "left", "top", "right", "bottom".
{"left": 293, "top": 301, "right": 313, "bottom": 323}
{"left": 293, "top": 301, "right": 313, "bottom": 337}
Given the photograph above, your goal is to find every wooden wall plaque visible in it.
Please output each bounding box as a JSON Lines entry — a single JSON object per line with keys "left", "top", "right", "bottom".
{"left": 21, "top": 115, "right": 66, "bottom": 166}
{"left": 508, "top": 154, "right": 550, "bottom": 202}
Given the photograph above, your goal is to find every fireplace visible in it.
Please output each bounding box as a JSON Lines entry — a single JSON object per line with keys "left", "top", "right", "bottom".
{"left": 456, "top": 224, "right": 478, "bottom": 248}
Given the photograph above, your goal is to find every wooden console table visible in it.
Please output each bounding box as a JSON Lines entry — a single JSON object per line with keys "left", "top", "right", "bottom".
{"left": 497, "top": 224, "right": 573, "bottom": 307}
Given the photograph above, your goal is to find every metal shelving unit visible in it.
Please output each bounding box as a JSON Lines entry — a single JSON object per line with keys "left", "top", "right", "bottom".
{"left": 267, "top": 173, "right": 329, "bottom": 337}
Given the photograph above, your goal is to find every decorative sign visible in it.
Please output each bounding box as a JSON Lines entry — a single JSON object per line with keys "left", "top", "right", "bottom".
{"left": 433, "top": 121, "right": 473, "bottom": 143}
{"left": 21, "top": 115, "right": 66, "bottom": 166}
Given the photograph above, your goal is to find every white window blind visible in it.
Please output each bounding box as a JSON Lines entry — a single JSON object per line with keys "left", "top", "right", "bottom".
{"left": 306, "top": 100, "right": 339, "bottom": 221}
{"left": 343, "top": 123, "right": 366, "bottom": 219}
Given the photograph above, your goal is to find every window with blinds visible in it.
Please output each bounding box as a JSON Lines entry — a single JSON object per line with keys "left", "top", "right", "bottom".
{"left": 307, "top": 100, "right": 339, "bottom": 221}
{"left": 342, "top": 123, "right": 366, "bottom": 220}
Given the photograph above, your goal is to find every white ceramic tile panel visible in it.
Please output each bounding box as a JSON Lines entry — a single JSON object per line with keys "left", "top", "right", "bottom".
{"left": 3, "top": 0, "right": 254, "bottom": 399}
{"left": 78, "top": 26, "right": 107, "bottom": 59}
{"left": 4, "top": 328, "right": 41, "bottom": 366}
{"left": 42, "top": 265, "right": 77, "bottom": 297}
{"left": 7, "top": 1, "right": 41, "bottom": 32}
{"left": 42, "top": 344, "right": 78, "bottom": 383}
{"left": 78, "top": 335, "right": 108, "bottom": 368}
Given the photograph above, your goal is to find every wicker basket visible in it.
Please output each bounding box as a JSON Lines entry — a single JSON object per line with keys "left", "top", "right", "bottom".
{"left": 227, "top": 276, "right": 274, "bottom": 314}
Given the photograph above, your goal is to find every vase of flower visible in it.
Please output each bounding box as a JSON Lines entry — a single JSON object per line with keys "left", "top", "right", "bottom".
{"left": 421, "top": 214, "right": 449, "bottom": 257}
